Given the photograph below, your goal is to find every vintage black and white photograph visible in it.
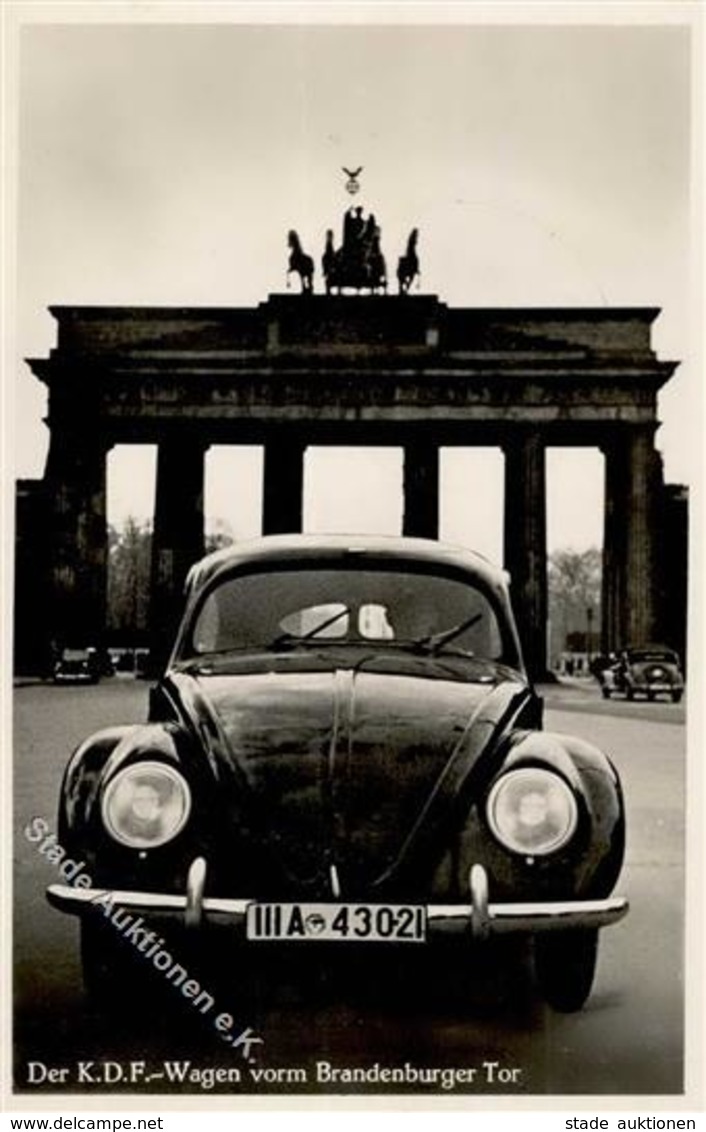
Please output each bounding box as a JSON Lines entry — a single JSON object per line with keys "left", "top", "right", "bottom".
{"left": 7, "top": 3, "right": 700, "bottom": 1105}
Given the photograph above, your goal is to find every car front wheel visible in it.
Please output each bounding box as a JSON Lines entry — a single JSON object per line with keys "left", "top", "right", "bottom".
{"left": 80, "top": 916, "right": 149, "bottom": 1008}
{"left": 672, "top": 690, "right": 683, "bottom": 704}
{"left": 533, "top": 929, "right": 599, "bottom": 1012}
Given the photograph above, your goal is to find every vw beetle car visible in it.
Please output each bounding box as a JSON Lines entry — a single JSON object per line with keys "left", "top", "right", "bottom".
{"left": 48, "top": 535, "right": 627, "bottom": 1012}
{"left": 599, "top": 646, "right": 684, "bottom": 703}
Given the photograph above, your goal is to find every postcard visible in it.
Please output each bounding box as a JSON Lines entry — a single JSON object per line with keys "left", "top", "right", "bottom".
{"left": 3, "top": 1, "right": 702, "bottom": 1114}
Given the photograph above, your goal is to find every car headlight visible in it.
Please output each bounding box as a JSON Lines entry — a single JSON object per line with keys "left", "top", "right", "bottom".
{"left": 101, "top": 761, "right": 191, "bottom": 848}
{"left": 486, "top": 768, "right": 578, "bottom": 856}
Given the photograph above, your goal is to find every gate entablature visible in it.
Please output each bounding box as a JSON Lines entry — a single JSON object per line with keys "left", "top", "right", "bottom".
{"left": 31, "top": 298, "right": 674, "bottom": 437}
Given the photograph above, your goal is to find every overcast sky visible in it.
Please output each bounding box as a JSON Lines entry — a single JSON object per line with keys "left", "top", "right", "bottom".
{"left": 12, "top": 12, "right": 695, "bottom": 559}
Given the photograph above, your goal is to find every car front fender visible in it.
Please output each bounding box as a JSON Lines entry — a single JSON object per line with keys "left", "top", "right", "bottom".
{"left": 442, "top": 726, "right": 625, "bottom": 903}
{"left": 500, "top": 728, "right": 625, "bottom": 894}
{"left": 58, "top": 722, "right": 193, "bottom": 847}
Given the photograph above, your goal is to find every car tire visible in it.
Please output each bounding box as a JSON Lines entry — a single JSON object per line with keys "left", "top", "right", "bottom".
{"left": 533, "top": 929, "right": 599, "bottom": 1013}
{"left": 626, "top": 687, "right": 634, "bottom": 701}
{"left": 647, "top": 691, "right": 655, "bottom": 702}
{"left": 601, "top": 686, "right": 610, "bottom": 699}
{"left": 672, "top": 690, "right": 683, "bottom": 704}
{"left": 80, "top": 916, "right": 147, "bottom": 1009}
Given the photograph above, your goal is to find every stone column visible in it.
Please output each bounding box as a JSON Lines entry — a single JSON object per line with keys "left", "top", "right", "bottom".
{"left": 503, "top": 430, "right": 548, "bottom": 681}
{"left": 403, "top": 440, "right": 439, "bottom": 539}
{"left": 601, "top": 426, "right": 661, "bottom": 652}
{"left": 601, "top": 439, "right": 624, "bottom": 655}
{"left": 44, "top": 431, "right": 109, "bottom": 649}
{"left": 150, "top": 436, "right": 207, "bottom": 670}
{"left": 262, "top": 436, "right": 305, "bottom": 534}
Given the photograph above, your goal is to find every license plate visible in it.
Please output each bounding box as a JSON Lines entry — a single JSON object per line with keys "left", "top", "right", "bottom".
{"left": 246, "top": 902, "right": 426, "bottom": 943}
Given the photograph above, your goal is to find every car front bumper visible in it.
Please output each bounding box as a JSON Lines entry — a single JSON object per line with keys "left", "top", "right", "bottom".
{"left": 47, "top": 860, "right": 628, "bottom": 941}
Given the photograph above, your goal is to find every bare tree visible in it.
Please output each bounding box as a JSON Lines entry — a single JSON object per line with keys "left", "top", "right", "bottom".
{"left": 548, "top": 547, "right": 602, "bottom": 665}
{"left": 107, "top": 517, "right": 235, "bottom": 636}
{"left": 107, "top": 517, "right": 152, "bottom": 633}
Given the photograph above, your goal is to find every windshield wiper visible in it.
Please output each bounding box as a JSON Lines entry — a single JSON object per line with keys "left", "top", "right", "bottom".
{"left": 411, "top": 612, "right": 483, "bottom": 656}
{"left": 267, "top": 606, "right": 351, "bottom": 650}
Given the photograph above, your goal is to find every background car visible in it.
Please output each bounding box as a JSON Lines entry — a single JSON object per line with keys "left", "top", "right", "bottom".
{"left": 52, "top": 646, "right": 103, "bottom": 684}
{"left": 48, "top": 535, "right": 628, "bottom": 1013}
{"left": 599, "top": 646, "right": 684, "bottom": 703}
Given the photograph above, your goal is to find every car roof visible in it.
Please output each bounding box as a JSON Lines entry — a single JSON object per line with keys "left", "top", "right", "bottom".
{"left": 624, "top": 645, "right": 678, "bottom": 657}
{"left": 186, "top": 534, "right": 509, "bottom": 597}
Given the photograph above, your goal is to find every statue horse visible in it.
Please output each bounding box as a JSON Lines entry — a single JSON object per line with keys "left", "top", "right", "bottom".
{"left": 287, "top": 230, "right": 314, "bottom": 293}
{"left": 322, "top": 230, "right": 338, "bottom": 293}
{"left": 364, "top": 229, "right": 388, "bottom": 295}
{"left": 397, "top": 228, "right": 419, "bottom": 294}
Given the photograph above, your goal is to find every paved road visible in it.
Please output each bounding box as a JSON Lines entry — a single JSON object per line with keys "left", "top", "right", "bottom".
{"left": 13, "top": 677, "right": 685, "bottom": 1098}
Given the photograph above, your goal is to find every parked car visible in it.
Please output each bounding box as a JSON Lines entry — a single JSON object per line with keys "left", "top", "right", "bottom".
{"left": 599, "top": 646, "right": 684, "bottom": 703}
{"left": 52, "top": 646, "right": 103, "bottom": 684}
{"left": 48, "top": 535, "right": 628, "bottom": 1012}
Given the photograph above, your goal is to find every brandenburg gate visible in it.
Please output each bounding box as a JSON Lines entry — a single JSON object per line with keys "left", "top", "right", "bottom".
{"left": 25, "top": 287, "right": 677, "bottom": 679}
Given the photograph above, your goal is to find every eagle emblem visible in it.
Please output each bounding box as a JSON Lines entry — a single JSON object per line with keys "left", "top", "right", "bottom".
{"left": 342, "top": 166, "right": 363, "bottom": 195}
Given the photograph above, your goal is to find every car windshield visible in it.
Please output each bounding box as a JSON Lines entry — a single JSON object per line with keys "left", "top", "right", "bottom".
{"left": 186, "top": 566, "right": 512, "bottom": 664}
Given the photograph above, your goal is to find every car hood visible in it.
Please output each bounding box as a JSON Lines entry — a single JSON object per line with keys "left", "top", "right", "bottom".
{"left": 170, "top": 664, "right": 532, "bottom": 897}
